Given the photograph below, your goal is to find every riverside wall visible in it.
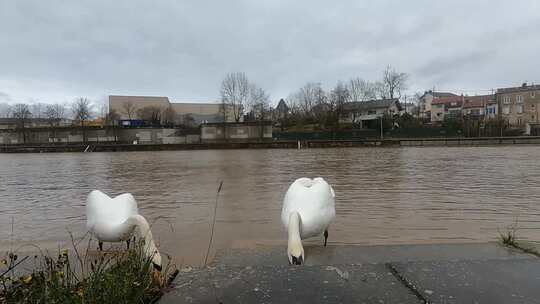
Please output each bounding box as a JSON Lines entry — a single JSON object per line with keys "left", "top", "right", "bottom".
{"left": 2, "top": 136, "right": 540, "bottom": 153}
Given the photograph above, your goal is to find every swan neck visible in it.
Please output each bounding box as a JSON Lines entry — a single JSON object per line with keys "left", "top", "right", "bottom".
{"left": 288, "top": 212, "right": 302, "bottom": 242}
{"left": 129, "top": 215, "right": 150, "bottom": 241}
{"left": 128, "top": 215, "right": 161, "bottom": 265}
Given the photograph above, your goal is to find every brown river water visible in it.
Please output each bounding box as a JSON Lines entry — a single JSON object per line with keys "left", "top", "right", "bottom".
{"left": 1, "top": 146, "right": 540, "bottom": 266}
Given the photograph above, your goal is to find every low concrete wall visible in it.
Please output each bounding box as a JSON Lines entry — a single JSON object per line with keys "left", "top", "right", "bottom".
{"left": 0, "top": 128, "right": 200, "bottom": 145}
{"left": 201, "top": 123, "right": 272, "bottom": 143}
{"left": 399, "top": 137, "right": 540, "bottom": 147}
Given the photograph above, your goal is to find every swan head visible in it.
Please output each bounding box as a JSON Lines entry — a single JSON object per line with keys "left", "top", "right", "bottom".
{"left": 287, "top": 239, "right": 304, "bottom": 265}
{"left": 143, "top": 237, "right": 162, "bottom": 271}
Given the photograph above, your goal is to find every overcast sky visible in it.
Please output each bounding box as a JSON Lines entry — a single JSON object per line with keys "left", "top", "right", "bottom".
{"left": 0, "top": 0, "right": 539, "bottom": 105}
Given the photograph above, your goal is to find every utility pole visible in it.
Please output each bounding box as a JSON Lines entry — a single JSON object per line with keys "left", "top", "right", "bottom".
{"left": 404, "top": 94, "right": 407, "bottom": 113}
{"left": 380, "top": 115, "right": 383, "bottom": 139}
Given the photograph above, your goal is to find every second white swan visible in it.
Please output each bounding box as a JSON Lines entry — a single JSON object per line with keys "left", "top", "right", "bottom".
{"left": 281, "top": 177, "right": 335, "bottom": 265}
{"left": 86, "top": 190, "right": 162, "bottom": 270}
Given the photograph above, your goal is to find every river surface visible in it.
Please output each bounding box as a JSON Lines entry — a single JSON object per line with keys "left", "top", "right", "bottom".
{"left": 1, "top": 146, "right": 540, "bottom": 266}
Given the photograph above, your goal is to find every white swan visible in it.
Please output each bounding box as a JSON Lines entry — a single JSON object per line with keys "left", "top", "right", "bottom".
{"left": 281, "top": 177, "right": 335, "bottom": 265}
{"left": 86, "top": 190, "right": 162, "bottom": 270}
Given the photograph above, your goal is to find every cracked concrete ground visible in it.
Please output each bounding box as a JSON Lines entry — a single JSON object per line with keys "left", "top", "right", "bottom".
{"left": 160, "top": 243, "right": 540, "bottom": 304}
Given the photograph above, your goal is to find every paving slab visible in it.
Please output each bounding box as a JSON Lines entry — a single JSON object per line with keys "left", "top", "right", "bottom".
{"left": 161, "top": 243, "right": 539, "bottom": 304}
{"left": 160, "top": 264, "right": 421, "bottom": 304}
{"left": 391, "top": 259, "right": 540, "bottom": 304}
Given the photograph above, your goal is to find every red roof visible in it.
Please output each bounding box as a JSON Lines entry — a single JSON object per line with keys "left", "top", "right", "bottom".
{"left": 462, "top": 95, "right": 495, "bottom": 109}
{"left": 431, "top": 96, "right": 464, "bottom": 107}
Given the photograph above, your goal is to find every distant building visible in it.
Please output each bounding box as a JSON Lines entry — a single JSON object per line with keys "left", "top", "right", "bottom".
{"left": 342, "top": 98, "right": 402, "bottom": 128}
{"left": 108, "top": 95, "right": 238, "bottom": 126}
{"left": 485, "top": 98, "right": 498, "bottom": 120}
{"left": 496, "top": 83, "right": 540, "bottom": 127}
{"left": 431, "top": 95, "right": 464, "bottom": 122}
{"left": 400, "top": 102, "right": 417, "bottom": 115}
{"left": 418, "top": 91, "right": 458, "bottom": 121}
{"left": 273, "top": 99, "right": 290, "bottom": 121}
{"left": 462, "top": 95, "right": 496, "bottom": 120}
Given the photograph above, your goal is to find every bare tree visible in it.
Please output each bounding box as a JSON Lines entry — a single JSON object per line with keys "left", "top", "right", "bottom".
{"left": 122, "top": 100, "right": 136, "bottom": 120}
{"left": 413, "top": 92, "right": 424, "bottom": 118}
{"left": 248, "top": 85, "right": 271, "bottom": 121}
{"left": 44, "top": 103, "right": 66, "bottom": 143}
{"left": 12, "top": 103, "right": 32, "bottom": 127}
{"left": 161, "top": 105, "right": 176, "bottom": 127}
{"left": 380, "top": 65, "right": 408, "bottom": 99}
{"left": 44, "top": 103, "right": 66, "bottom": 127}
{"left": 12, "top": 103, "right": 32, "bottom": 143}
{"left": 29, "top": 102, "right": 47, "bottom": 119}
{"left": 348, "top": 78, "right": 377, "bottom": 101}
{"left": 73, "top": 98, "right": 92, "bottom": 127}
{"left": 137, "top": 106, "right": 162, "bottom": 125}
{"left": 286, "top": 83, "right": 328, "bottom": 129}
{"left": 72, "top": 97, "right": 92, "bottom": 142}
{"left": 285, "top": 95, "right": 304, "bottom": 127}
{"left": 328, "top": 82, "right": 351, "bottom": 128}
{"left": 97, "top": 100, "right": 109, "bottom": 122}
{"left": 105, "top": 109, "right": 120, "bottom": 126}
{"left": 220, "top": 72, "right": 249, "bottom": 122}
{"left": 295, "top": 83, "right": 326, "bottom": 117}
{"left": 374, "top": 81, "right": 387, "bottom": 99}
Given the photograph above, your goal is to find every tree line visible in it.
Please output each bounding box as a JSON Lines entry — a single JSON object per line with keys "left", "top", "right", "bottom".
{"left": 0, "top": 98, "right": 107, "bottom": 128}
{"left": 221, "top": 65, "right": 409, "bottom": 130}
{"left": 0, "top": 65, "right": 409, "bottom": 131}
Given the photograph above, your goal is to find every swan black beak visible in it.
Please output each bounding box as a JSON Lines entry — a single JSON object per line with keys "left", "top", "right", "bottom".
{"left": 290, "top": 255, "right": 303, "bottom": 265}
{"left": 153, "top": 262, "right": 162, "bottom": 271}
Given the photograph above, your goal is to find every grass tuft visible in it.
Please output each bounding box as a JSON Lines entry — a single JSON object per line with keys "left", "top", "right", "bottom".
{"left": 498, "top": 222, "right": 540, "bottom": 257}
{"left": 499, "top": 229, "right": 517, "bottom": 246}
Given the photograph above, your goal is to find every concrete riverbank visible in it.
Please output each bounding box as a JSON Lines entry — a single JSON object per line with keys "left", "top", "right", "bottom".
{"left": 2, "top": 136, "right": 540, "bottom": 153}
{"left": 160, "top": 243, "right": 540, "bottom": 304}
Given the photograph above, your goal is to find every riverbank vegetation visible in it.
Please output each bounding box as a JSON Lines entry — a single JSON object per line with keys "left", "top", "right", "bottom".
{"left": 499, "top": 223, "right": 540, "bottom": 257}
{"left": 0, "top": 235, "right": 177, "bottom": 303}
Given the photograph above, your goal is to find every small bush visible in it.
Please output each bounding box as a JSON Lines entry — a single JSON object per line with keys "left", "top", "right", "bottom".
{"left": 0, "top": 236, "right": 177, "bottom": 304}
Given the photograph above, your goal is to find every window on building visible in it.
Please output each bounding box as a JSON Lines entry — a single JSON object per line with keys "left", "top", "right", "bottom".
{"left": 503, "top": 106, "right": 510, "bottom": 115}
{"left": 517, "top": 95, "right": 523, "bottom": 103}
{"left": 503, "top": 96, "right": 511, "bottom": 104}
{"left": 517, "top": 104, "right": 524, "bottom": 114}
{"left": 532, "top": 91, "right": 536, "bottom": 98}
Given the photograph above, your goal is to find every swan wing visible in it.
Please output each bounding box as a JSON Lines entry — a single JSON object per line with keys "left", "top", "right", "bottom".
{"left": 281, "top": 178, "right": 335, "bottom": 237}
{"left": 86, "top": 190, "right": 139, "bottom": 230}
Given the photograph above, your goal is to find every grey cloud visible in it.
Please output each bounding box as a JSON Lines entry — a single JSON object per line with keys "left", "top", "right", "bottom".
{"left": 416, "top": 50, "right": 495, "bottom": 80}
{"left": 0, "top": 92, "right": 11, "bottom": 102}
{"left": 0, "top": 0, "right": 539, "bottom": 102}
